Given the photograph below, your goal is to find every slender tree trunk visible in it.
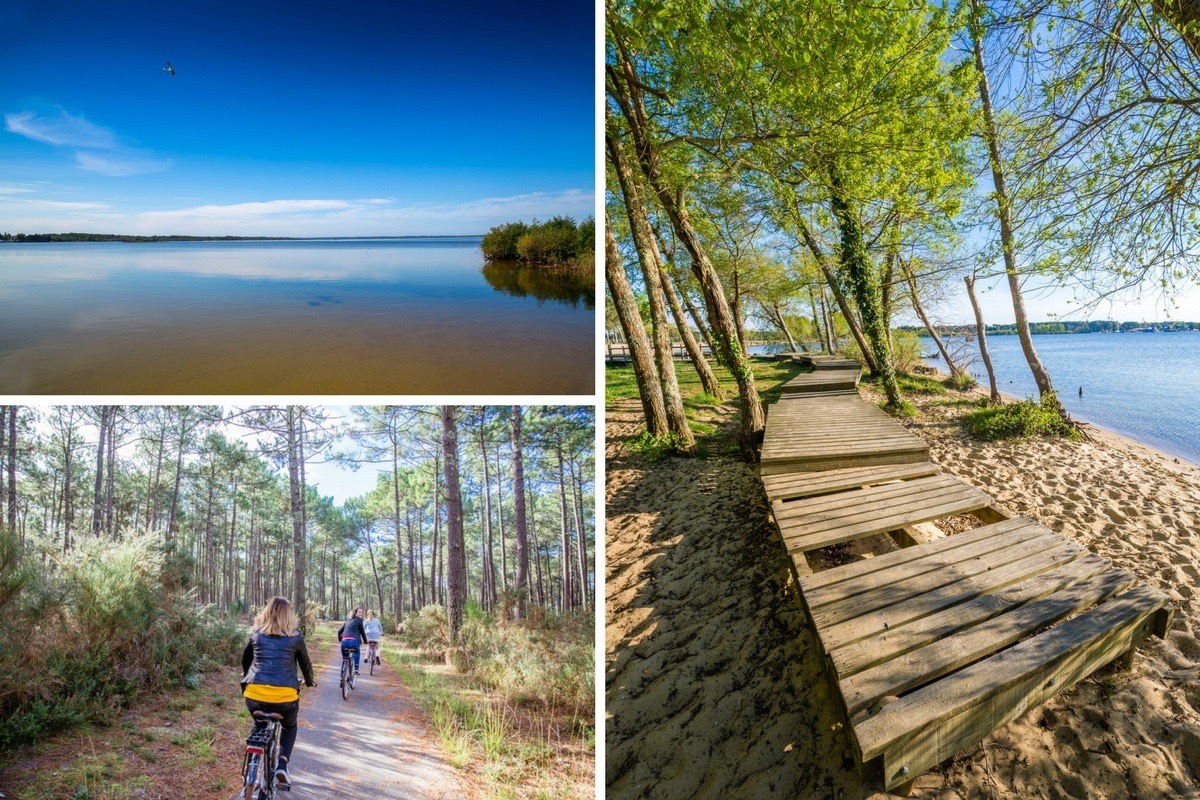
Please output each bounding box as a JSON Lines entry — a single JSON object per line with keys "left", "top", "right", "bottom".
{"left": 5, "top": 407, "right": 16, "bottom": 532}
{"left": 286, "top": 407, "right": 307, "bottom": 626}
{"left": 511, "top": 406, "right": 530, "bottom": 618}
{"left": 407, "top": 506, "right": 418, "bottom": 612}
{"left": 92, "top": 405, "right": 108, "bottom": 536}
{"left": 441, "top": 407, "right": 466, "bottom": 645}
{"left": 608, "top": 50, "right": 764, "bottom": 457}
{"left": 168, "top": 433, "right": 184, "bottom": 543}
{"left": 528, "top": 488, "right": 543, "bottom": 607}
{"left": 965, "top": 274, "right": 1002, "bottom": 404}
{"left": 555, "top": 435, "right": 572, "bottom": 611}
{"left": 820, "top": 284, "right": 835, "bottom": 353}
{"left": 605, "top": 212, "right": 669, "bottom": 434}
{"left": 970, "top": 0, "right": 1060, "bottom": 412}
{"left": 808, "top": 285, "right": 825, "bottom": 352}
{"left": 769, "top": 302, "right": 800, "bottom": 351}
{"left": 903, "top": 260, "right": 964, "bottom": 378}
{"left": 608, "top": 131, "right": 696, "bottom": 452}
{"left": 391, "top": 437, "right": 404, "bottom": 621}
{"left": 478, "top": 416, "right": 498, "bottom": 610}
{"left": 659, "top": 261, "right": 723, "bottom": 397}
{"left": 571, "top": 462, "right": 589, "bottom": 611}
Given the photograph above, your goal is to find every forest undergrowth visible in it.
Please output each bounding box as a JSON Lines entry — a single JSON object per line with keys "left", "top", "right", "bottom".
{"left": 396, "top": 602, "right": 595, "bottom": 800}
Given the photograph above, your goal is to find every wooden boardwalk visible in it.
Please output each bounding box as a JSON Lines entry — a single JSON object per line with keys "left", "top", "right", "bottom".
{"left": 779, "top": 366, "right": 861, "bottom": 397}
{"left": 758, "top": 363, "right": 1171, "bottom": 794}
{"left": 760, "top": 396, "right": 928, "bottom": 473}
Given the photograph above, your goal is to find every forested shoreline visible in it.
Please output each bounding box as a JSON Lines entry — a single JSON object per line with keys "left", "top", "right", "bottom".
{"left": 0, "top": 405, "right": 594, "bottom": 746}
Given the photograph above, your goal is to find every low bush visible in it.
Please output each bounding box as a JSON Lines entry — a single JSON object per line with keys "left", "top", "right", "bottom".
{"left": 0, "top": 528, "right": 242, "bottom": 747}
{"left": 964, "top": 393, "right": 1080, "bottom": 441}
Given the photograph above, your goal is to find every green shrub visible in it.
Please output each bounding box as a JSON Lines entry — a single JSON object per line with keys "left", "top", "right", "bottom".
{"left": 964, "top": 393, "right": 1080, "bottom": 441}
{"left": 0, "top": 528, "right": 242, "bottom": 747}
{"left": 401, "top": 604, "right": 450, "bottom": 655}
{"left": 480, "top": 222, "right": 529, "bottom": 260}
{"left": 481, "top": 216, "right": 594, "bottom": 266}
{"left": 945, "top": 370, "right": 978, "bottom": 391}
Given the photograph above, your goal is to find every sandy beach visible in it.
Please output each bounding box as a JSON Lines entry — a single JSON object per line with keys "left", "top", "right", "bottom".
{"left": 605, "top": 379, "right": 1200, "bottom": 799}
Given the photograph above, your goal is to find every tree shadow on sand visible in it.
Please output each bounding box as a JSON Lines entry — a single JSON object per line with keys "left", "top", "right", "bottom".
{"left": 605, "top": 399, "right": 864, "bottom": 799}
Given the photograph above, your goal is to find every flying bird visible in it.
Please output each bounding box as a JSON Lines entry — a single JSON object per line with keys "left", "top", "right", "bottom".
{"left": 162, "top": 61, "right": 175, "bottom": 76}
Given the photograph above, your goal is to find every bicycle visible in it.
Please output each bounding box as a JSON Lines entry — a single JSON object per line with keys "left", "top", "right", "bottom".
{"left": 364, "top": 640, "right": 380, "bottom": 675}
{"left": 240, "top": 710, "right": 290, "bottom": 800}
{"left": 340, "top": 643, "right": 358, "bottom": 700}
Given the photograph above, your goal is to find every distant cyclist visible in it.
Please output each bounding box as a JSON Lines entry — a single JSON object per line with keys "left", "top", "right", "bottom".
{"left": 241, "top": 596, "right": 316, "bottom": 788}
{"left": 364, "top": 610, "right": 383, "bottom": 666}
{"left": 337, "top": 607, "right": 367, "bottom": 674}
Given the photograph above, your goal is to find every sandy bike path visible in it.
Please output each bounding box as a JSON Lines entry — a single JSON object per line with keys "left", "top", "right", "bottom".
{"left": 278, "top": 640, "right": 465, "bottom": 799}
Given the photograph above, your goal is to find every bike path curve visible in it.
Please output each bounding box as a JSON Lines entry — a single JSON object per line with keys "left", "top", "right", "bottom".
{"left": 283, "top": 642, "right": 465, "bottom": 799}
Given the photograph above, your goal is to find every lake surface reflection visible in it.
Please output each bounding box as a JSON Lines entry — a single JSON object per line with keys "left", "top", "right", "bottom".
{"left": 0, "top": 238, "right": 594, "bottom": 394}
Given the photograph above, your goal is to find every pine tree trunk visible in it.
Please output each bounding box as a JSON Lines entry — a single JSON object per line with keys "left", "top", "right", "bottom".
{"left": 511, "top": 406, "right": 530, "bottom": 618}
{"left": 441, "top": 407, "right": 466, "bottom": 644}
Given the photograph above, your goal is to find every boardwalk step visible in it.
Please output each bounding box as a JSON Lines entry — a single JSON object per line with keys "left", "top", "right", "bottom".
{"left": 854, "top": 584, "right": 1170, "bottom": 789}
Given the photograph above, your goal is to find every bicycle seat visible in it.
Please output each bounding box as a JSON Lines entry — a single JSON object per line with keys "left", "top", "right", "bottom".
{"left": 252, "top": 711, "right": 285, "bottom": 721}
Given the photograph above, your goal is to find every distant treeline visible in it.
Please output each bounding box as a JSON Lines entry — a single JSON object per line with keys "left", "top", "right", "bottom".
{"left": 481, "top": 216, "right": 594, "bottom": 266}
{"left": 0, "top": 232, "right": 287, "bottom": 243}
{"left": 901, "top": 320, "right": 1200, "bottom": 336}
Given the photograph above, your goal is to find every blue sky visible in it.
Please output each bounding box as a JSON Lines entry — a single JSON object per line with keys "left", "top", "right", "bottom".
{"left": 0, "top": 1, "right": 595, "bottom": 236}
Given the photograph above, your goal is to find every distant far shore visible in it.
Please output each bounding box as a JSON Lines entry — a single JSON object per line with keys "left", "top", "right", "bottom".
{"left": 0, "top": 233, "right": 483, "bottom": 243}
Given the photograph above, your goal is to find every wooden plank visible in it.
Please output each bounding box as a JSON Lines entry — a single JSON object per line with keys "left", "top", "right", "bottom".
{"left": 854, "top": 584, "right": 1169, "bottom": 789}
{"left": 810, "top": 533, "right": 1072, "bottom": 630}
{"left": 804, "top": 518, "right": 1051, "bottom": 611}
{"left": 830, "top": 552, "right": 1116, "bottom": 677}
{"left": 817, "top": 540, "right": 1086, "bottom": 652}
{"left": 778, "top": 487, "right": 993, "bottom": 553}
{"left": 762, "top": 462, "right": 940, "bottom": 502}
{"left": 800, "top": 516, "right": 1035, "bottom": 593}
{"left": 773, "top": 474, "right": 971, "bottom": 521}
{"left": 839, "top": 565, "right": 1136, "bottom": 714}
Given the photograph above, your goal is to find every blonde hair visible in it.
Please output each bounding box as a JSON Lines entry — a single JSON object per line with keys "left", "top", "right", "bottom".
{"left": 367, "top": 610, "right": 376, "bottom": 620}
{"left": 254, "top": 596, "right": 299, "bottom": 637}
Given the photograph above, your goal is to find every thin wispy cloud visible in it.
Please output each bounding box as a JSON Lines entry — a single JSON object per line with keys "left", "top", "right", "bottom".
{"left": 74, "top": 151, "right": 172, "bottom": 177}
{"left": 5, "top": 110, "right": 116, "bottom": 148}
{"left": 4, "top": 108, "right": 169, "bottom": 177}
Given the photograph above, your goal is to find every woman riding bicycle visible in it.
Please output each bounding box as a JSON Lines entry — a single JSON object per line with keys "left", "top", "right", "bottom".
{"left": 241, "top": 596, "right": 315, "bottom": 788}
{"left": 363, "top": 610, "right": 383, "bottom": 666}
{"left": 337, "top": 607, "right": 368, "bottom": 674}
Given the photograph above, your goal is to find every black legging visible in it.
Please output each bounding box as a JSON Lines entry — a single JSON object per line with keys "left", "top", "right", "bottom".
{"left": 245, "top": 697, "right": 300, "bottom": 764}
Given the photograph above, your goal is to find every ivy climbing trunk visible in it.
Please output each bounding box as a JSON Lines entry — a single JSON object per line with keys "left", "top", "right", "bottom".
{"left": 827, "top": 166, "right": 901, "bottom": 407}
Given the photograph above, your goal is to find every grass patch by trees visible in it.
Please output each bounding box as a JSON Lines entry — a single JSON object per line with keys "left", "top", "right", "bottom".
{"left": 395, "top": 602, "right": 593, "bottom": 799}
{"left": 964, "top": 393, "right": 1082, "bottom": 441}
{"left": 481, "top": 217, "right": 594, "bottom": 267}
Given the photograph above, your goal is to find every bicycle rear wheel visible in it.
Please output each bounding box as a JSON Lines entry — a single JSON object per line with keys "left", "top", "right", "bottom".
{"left": 341, "top": 659, "right": 349, "bottom": 700}
{"left": 369, "top": 645, "right": 375, "bottom": 675}
{"left": 243, "top": 754, "right": 260, "bottom": 800}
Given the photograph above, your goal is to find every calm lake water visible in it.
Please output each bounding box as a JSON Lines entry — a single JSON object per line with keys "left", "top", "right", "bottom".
{"left": 922, "top": 332, "right": 1200, "bottom": 465}
{"left": 0, "top": 238, "right": 594, "bottom": 394}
